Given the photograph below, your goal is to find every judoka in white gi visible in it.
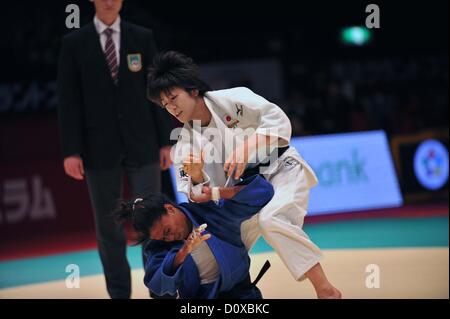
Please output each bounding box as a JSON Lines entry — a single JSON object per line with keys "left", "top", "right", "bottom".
{"left": 147, "top": 51, "right": 341, "bottom": 298}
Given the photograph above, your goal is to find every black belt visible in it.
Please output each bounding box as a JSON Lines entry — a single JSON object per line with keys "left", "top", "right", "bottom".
{"left": 241, "top": 146, "right": 289, "bottom": 179}
{"left": 252, "top": 260, "right": 271, "bottom": 286}
{"left": 217, "top": 260, "right": 271, "bottom": 299}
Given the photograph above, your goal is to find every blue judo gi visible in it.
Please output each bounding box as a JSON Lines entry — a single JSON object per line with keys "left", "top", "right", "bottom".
{"left": 143, "top": 175, "right": 274, "bottom": 299}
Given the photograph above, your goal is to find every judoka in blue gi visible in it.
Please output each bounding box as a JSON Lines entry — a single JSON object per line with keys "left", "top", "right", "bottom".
{"left": 113, "top": 174, "right": 274, "bottom": 299}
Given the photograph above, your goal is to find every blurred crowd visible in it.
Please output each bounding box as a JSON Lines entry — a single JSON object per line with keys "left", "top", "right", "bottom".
{"left": 282, "top": 55, "right": 448, "bottom": 136}
{"left": 1, "top": 2, "right": 448, "bottom": 137}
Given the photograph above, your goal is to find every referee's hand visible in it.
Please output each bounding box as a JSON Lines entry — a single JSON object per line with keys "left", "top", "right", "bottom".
{"left": 63, "top": 155, "right": 85, "bottom": 180}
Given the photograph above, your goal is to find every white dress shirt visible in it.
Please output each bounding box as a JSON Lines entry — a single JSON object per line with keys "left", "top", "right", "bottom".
{"left": 93, "top": 15, "right": 121, "bottom": 66}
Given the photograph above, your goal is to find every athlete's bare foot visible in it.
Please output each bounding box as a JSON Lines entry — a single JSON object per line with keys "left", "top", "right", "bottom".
{"left": 317, "top": 286, "right": 342, "bottom": 299}
{"left": 305, "top": 263, "right": 342, "bottom": 299}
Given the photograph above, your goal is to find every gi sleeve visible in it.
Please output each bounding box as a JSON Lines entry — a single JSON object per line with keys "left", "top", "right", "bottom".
{"left": 233, "top": 87, "right": 292, "bottom": 147}
{"left": 173, "top": 131, "right": 212, "bottom": 202}
{"left": 224, "top": 175, "right": 274, "bottom": 215}
{"left": 174, "top": 160, "right": 211, "bottom": 201}
{"left": 143, "top": 246, "right": 185, "bottom": 296}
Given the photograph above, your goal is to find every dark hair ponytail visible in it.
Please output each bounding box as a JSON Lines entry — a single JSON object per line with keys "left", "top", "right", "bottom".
{"left": 112, "top": 194, "right": 174, "bottom": 245}
{"left": 113, "top": 199, "right": 135, "bottom": 222}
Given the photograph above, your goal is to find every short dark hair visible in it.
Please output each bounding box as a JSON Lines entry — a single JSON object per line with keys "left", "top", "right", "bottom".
{"left": 147, "top": 51, "right": 211, "bottom": 105}
{"left": 112, "top": 193, "right": 174, "bottom": 244}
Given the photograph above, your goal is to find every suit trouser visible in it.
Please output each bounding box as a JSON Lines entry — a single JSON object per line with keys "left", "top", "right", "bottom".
{"left": 85, "top": 159, "right": 160, "bottom": 299}
{"left": 240, "top": 147, "right": 324, "bottom": 281}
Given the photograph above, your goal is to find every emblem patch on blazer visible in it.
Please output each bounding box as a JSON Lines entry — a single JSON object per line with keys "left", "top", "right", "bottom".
{"left": 127, "top": 53, "right": 142, "bottom": 72}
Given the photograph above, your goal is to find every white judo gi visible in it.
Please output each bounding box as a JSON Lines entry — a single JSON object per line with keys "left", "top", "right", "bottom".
{"left": 172, "top": 87, "right": 323, "bottom": 280}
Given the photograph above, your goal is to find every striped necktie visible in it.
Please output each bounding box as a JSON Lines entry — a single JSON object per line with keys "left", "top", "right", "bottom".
{"left": 104, "top": 28, "right": 118, "bottom": 85}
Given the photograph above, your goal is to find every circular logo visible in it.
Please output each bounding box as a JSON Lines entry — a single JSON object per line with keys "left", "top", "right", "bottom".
{"left": 413, "top": 139, "right": 449, "bottom": 190}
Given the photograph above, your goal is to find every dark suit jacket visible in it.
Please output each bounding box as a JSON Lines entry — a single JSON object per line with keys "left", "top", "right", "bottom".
{"left": 57, "top": 20, "right": 172, "bottom": 169}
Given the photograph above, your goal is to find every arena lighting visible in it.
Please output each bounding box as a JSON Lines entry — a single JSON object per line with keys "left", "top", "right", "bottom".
{"left": 341, "top": 26, "right": 372, "bottom": 46}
